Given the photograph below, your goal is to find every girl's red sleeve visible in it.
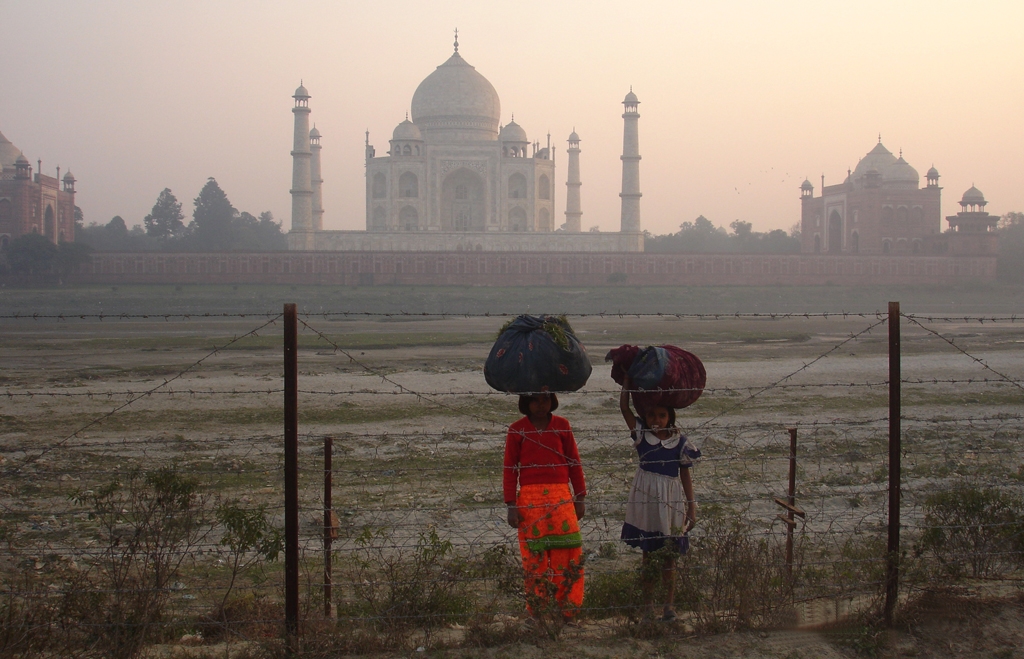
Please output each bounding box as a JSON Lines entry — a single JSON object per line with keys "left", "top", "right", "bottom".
{"left": 562, "top": 425, "right": 587, "bottom": 498}
{"left": 502, "top": 425, "right": 522, "bottom": 504}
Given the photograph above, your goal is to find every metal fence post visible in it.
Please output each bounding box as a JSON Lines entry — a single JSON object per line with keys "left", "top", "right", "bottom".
{"left": 284, "top": 303, "right": 299, "bottom": 647}
{"left": 324, "top": 436, "right": 333, "bottom": 618}
{"left": 885, "top": 301, "right": 901, "bottom": 627}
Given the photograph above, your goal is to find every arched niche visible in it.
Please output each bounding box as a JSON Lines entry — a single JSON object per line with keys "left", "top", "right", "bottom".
{"left": 827, "top": 209, "right": 842, "bottom": 253}
{"left": 372, "top": 173, "right": 387, "bottom": 199}
{"left": 508, "top": 173, "right": 527, "bottom": 199}
{"left": 538, "top": 174, "right": 550, "bottom": 200}
{"left": 399, "top": 172, "right": 418, "bottom": 198}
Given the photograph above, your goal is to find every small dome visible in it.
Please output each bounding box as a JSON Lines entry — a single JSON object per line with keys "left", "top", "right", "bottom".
{"left": 309, "top": 126, "right": 321, "bottom": 138}
{"left": 392, "top": 118, "right": 422, "bottom": 141}
{"left": 888, "top": 155, "right": 920, "bottom": 185}
{"left": 15, "top": 153, "right": 29, "bottom": 165}
{"left": 568, "top": 130, "right": 580, "bottom": 142}
{"left": 623, "top": 89, "right": 639, "bottom": 104}
{"left": 800, "top": 178, "right": 814, "bottom": 190}
{"left": 926, "top": 166, "right": 939, "bottom": 178}
{"left": 293, "top": 83, "right": 309, "bottom": 98}
{"left": 961, "top": 185, "right": 985, "bottom": 204}
{"left": 499, "top": 120, "right": 527, "bottom": 143}
{"left": 63, "top": 170, "right": 75, "bottom": 182}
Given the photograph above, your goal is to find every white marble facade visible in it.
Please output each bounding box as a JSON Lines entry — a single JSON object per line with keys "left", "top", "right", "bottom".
{"left": 288, "top": 37, "right": 643, "bottom": 253}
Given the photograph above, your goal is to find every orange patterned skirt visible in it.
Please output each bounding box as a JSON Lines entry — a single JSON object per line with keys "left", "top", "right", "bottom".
{"left": 515, "top": 482, "right": 584, "bottom": 616}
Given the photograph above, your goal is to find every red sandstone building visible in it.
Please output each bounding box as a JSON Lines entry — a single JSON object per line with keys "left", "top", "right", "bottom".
{"left": 0, "top": 129, "right": 77, "bottom": 249}
{"left": 800, "top": 140, "right": 942, "bottom": 255}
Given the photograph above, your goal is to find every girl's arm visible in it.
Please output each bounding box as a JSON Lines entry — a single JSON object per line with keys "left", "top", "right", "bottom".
{"left": 619, "top": 375, "right": 637, "bottom": 431}
{"left": 680, "top": 467, "right": 697, "bottom": 531}
{"left": 503, "top": 427, "right": 523, "bottom": 528}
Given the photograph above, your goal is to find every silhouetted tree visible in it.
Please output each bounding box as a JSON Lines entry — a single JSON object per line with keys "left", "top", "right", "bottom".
{"left": 190, "top": 178, "right": 236, "bottom": 250}
{"left": 6, "top": 233, "right": 58, "bottom": 275}
{"left": 144, "top": 188, "right": 186, "bottom": 239}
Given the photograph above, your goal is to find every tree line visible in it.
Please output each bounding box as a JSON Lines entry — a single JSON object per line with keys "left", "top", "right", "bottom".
{"left": 644, "top": 216, "right": 801, "bottom": 254}
{"left": 75, "top": 177, "right": 287, "bottom": 252}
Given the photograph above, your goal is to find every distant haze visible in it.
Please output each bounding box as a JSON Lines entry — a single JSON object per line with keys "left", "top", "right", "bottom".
{"left": 2, "top": 1, "right": 1022, "bottom": 236}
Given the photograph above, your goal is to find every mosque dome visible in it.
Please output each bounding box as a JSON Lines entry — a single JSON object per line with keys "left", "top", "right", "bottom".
{"left": 851, "top": 141, "right": 919, "bottom": 188}
{"left": 800, "top": 178, "right": 814, "bottom": 190}
{"left": 0, "top": 130, "right": 22, "bottom": 168}
{"left": 623, "top": 89, "right": 639, "bottom": 104}
{"left": 961, "top": 185, "right": 985, "bottom": 204}
{"left": 15, "top": 153, "right": 29, "bottom": 165}
{"left": 852, "top": 142, "right": 898, "bottom": 180}
{"left": 392, "top": 118, "right": 422, "bottom": 141}
{"left": 926, "top": 166, "right": 940, "bottom": 179}
{"left": 294, "top": 83, "right": 309, "bottom": 98}
{"left": 568, "top": 130, "right": 580, "bottom": 142}
{"left": 63, "top": 170, "right": 75, "bottom": 182}
{"left": 499, "top": 120, "right": 527, "bottom": 143}
{"left": 411, "top": 50, "right": 501, "bottom": 140}
{"left": 309, "top": 126, "right": 321, "bottom": 139}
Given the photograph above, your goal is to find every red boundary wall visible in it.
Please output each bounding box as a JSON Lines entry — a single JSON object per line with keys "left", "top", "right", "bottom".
{"left": 73, "top": 251, "right": 997, "bottom": 286}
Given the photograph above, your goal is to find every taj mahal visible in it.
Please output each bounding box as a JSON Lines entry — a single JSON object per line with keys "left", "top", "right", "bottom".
{"left": 286, "top": 34, "right": 643, "bottom": 253}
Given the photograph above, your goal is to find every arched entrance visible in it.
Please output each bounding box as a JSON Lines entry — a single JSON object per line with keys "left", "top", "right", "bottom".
{"left": 441, "top": 168, "right": 485, "bottom": 231}
{"left": 827, "top": 210, "right": 842, "bottom": 253}
{"left": 44, "top": 205, "right": 56, "bottom": 242}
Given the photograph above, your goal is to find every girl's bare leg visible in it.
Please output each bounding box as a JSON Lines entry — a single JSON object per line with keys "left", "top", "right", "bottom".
{"left": 662, "top": 555, "right": 677, "bottom": 619}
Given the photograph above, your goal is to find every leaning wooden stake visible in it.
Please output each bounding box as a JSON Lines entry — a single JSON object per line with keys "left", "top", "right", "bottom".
{"left": 284, "top": 304, "right": 299, "bottom": 649}
{"left": 774, "top": 428, "right": 804, "bottom": 580}
{"left": 885, "top": 301, "right": 902, "bottom": 627}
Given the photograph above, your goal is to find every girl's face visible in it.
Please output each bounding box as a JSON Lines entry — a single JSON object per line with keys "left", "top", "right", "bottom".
{"left": 528, "top": 394, "right": 552, "bottom": 417}
{"left": 645, "top": 406, "right": 671, "bottom": 429}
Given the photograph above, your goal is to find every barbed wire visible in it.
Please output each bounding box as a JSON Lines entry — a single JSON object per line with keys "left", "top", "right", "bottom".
{"left": 2, "top": 309, "right": 1021, "bottom": 323}
{"left": 1, "top": 314, "right": 283, "bottom": 476}
{"left": 3, "top": 308, "right": 1022, "bottom": 651}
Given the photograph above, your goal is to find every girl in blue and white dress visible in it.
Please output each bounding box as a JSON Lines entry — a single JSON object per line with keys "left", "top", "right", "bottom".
{"left": 618, "top": 375, "right": 700, "bottom": 621}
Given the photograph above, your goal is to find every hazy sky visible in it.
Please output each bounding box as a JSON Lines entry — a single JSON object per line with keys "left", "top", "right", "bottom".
{"left": 2, "top": 1, "right": 1022, "bottom": 236}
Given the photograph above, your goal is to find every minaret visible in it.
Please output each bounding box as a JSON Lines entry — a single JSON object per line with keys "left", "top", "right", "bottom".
{"left": 310, "top": 126, "right": 324, "bottom": 231}
{"left": 619, "top": 88, "right": 641, "bottom": 233}
{"left": 565, "top": 129, "right": 582, "bottom": 232}
{"left": 290, "top": 82, "right": 313, "bottom": 235}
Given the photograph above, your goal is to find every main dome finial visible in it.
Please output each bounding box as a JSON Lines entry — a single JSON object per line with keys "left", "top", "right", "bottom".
{"left": 454, "top": 28, "right": 459, "bottom": 53}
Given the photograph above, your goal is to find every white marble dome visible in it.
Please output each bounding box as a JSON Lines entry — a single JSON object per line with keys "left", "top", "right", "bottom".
{"left": 499, "top": 120, "right": 527, "bottom": 143}
{"left": 392, "top": 118, "right": 422, "bottom": 141}
{"left": 411, "top": 51, "right": 500, "bottom": 140}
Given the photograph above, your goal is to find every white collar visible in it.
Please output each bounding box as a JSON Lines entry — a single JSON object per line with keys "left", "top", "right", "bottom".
{"left": 640, "top": 427, "right": 681, "bottom": 450}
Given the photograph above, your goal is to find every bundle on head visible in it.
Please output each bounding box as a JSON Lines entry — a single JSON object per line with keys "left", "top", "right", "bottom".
{"left": 484, "top": 314, "right": 592, "bottom": 393}
{"left": 606, "top": 344, "right": 706, "bottom": 413}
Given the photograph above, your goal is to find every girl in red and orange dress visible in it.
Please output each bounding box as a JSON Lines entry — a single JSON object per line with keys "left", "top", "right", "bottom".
{"left": 503, "top": 391, "right": 587, "bottom": 622}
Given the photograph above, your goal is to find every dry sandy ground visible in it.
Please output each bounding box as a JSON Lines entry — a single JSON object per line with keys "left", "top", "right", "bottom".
{"left": 3, "top": 313, "right": 1024, "bottom": 658}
